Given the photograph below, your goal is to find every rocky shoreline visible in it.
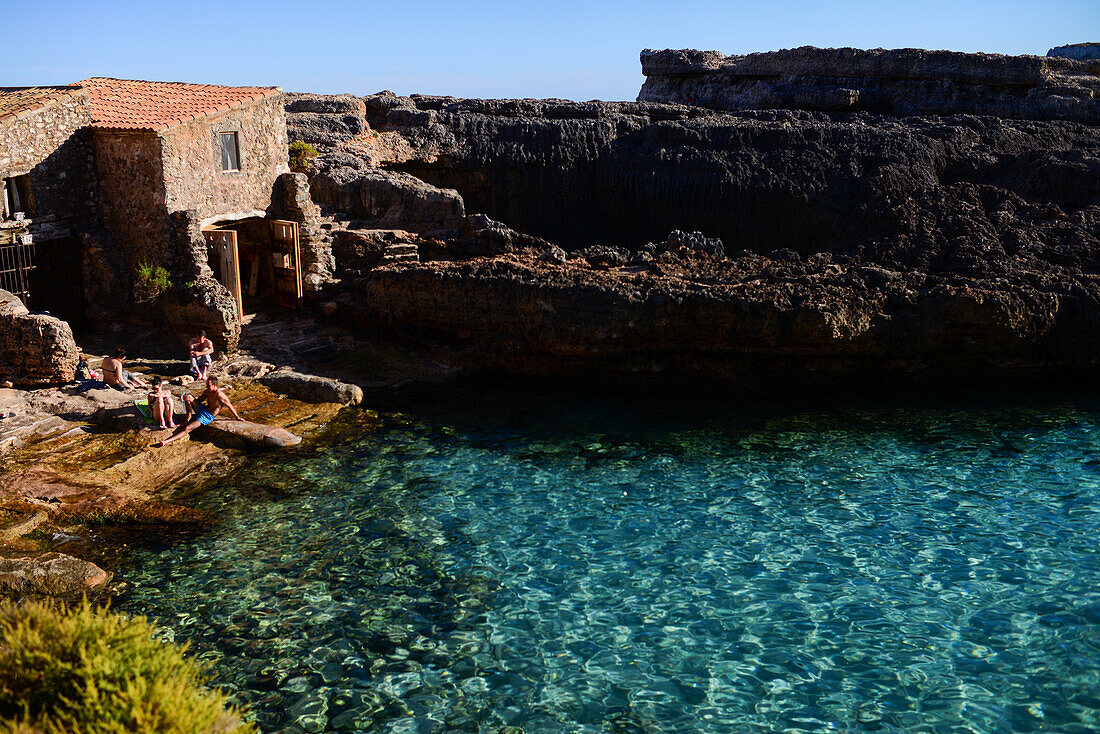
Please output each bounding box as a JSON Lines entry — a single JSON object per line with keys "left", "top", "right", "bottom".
{"left": 3, "top": 44, "right": 1099, "bottom": 599}
{"left": 282, "top": 46, "right": 1100, "bottom": 387}
{"left": 0, "top": 312, "right": 457, "bottom": 599}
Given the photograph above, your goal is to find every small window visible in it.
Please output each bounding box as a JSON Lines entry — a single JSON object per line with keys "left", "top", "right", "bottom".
{"left": 218, "top": 132, "right": 241, "bottom": 172}
{"left": 1, "top": 176, "right": 33, "bottom": 220}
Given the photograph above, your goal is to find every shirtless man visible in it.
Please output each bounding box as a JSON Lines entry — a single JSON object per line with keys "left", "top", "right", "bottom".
{"left": 155, "top": 376, "right": 243, "bottom": 447}
{"left": 101, "top": 348, "right": 149, "bottom": 390}
{"left": 188, "top": 330, "right": 214, "bottom": 381}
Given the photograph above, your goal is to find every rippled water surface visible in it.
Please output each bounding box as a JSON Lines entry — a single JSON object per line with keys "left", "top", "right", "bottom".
{"left": 119, "top": 383, "right": 1100, "bottom": 733}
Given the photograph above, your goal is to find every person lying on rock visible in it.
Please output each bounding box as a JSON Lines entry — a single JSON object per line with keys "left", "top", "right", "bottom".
{"left": 148, "top": 377, "right": 176, "bottom": 430}
{"left": 188, "top": 330, "right": 214, "bottom": 381}
{"left": 102, "top": 348, "right": 150, "bottom": 390}
{"left": 156, "top": 375, "right": 243, "bottom": 447}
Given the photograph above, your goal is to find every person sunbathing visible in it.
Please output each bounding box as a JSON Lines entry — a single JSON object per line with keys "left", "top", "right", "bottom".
{"left": 155, "top": 376, "right": 243, "bottom": 447}
{"left": 148, "top": 377, "right": 176, "bottom": 430}
{"left": 102, "top": 348, "right": 149, "bottom": 390}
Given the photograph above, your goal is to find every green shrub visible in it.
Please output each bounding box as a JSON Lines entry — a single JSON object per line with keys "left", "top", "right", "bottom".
{"left": 135, "top": 262, "right": 172, "bottom": 302}
{"left": 0, "top": 600, "right": 254, "bottom": 734}
{"left": 287, "top": 140, "right": 319, "bottom": 173}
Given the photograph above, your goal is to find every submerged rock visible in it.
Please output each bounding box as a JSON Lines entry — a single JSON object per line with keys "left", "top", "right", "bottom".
{"left": 0, "top": 550, "right": 110, "bottom": 597}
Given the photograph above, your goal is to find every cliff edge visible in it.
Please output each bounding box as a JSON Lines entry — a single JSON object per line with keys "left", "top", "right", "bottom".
{"left": 638, "top": 47, "right": 1100, "bottom": 123}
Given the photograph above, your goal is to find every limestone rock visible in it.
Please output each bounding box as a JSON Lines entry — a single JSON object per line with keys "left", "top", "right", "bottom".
{"left": 194, "top": 419, "right": 302, "bottom": 449}
{"left": 29, "top": 384, "right": 143, "bottom": 427}
{"left": 160, "top": 277, "right": 241, "bottom": 354}
{"left": 259, "top": 369, "right": 363, "bottom": 405}
{"left": 292, "top": 91, "right": 1100, "bottom": 264}
{"left": 1048, "top": 43, "right": 1100, "bottom": 61}
{"left": 638, "top": 46, "right": 1100, "bottom": 123}
{"left": 309, "top": 167, "right": 465, "bottom": 229}
{"left": 0, "top": 550, "right": 110, "bottom": 597}
{"left": 0, "top": 290, "right": 79, "bottom": 387}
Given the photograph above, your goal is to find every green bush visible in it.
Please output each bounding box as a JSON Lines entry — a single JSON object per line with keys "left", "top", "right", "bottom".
{"left": 0, "top": 600, "right": 254, "bottom": 734}
{"left": 288, "top": 140, "right": 319, "bottom": 173}
{"left": 135, "top": 262, "right": 172, "bottom": 302}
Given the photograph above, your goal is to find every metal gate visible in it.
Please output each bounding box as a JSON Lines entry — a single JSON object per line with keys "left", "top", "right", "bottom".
{"left": 0, "top": 236, "right": 35, "bottom": 305}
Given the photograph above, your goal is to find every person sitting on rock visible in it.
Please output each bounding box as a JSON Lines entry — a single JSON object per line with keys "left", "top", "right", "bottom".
{"left": 102, "top": 348, "right": 149, "bottom": 390}
{"left": 148, "top": 377, "right": 176, "bottom": 430}
{"left": 155, "top": 375, "right": 243, "bottom": 447}
{"left": 188, "top": 330, "right": 214, "bottom": 381}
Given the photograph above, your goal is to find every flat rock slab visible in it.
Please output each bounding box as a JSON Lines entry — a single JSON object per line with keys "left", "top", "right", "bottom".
{"left": 195, "top": 419, "right": 302, "bottom": 449}
{"left": 0, "top": 550, "right": 110, "bottom": 597}
{"left": 258, "top": 369, "right": 363, "bottom": 405}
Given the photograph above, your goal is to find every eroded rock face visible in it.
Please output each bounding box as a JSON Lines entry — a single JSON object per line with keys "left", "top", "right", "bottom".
{"left": 159, "top": 276, "right": 241, "bottom": 353}
{"left": 289, "top": 94, "right": 1100, "bottom": 264}
{"left": 638, "top": 47, "right": 1100, "bottom": 123}
{"left": 283, "top": 47, "right": 1100, "bottom": 386}
{"left": 0, "top": 550, "right": 110, "bottom": 597}
{"left": 285, "top": 92, "right": 367, "bottom": 147}
{"left": 335, "top": 252, "right": 1100, "bottom": 386}
{"left": 0, "top": 290, "right": 78, "bottom": 387}
{"left": 309, "top": 165, "right": 464, "bottom": 229}
{"left": 1049, "top": 43, "right": 1100, "bottom": 62}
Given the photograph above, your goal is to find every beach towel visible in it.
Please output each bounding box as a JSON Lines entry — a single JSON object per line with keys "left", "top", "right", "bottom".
{"left": 133, "top": 399, "right": 156, "bottom": 426}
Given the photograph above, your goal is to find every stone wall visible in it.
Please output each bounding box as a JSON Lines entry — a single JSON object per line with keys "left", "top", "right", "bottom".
{"left": 92, "top": 131, "right": 170, "bottom": 276}
{"left": 637, "top": 47, "right": 1100, "bottom": 123}
{"left": 0, "top": 92, "right": 98, "bottom": 240}
{"left": 91, "top": 96, "right": 289, "bottom": 349}
{"left": 161, "top": 94, "right": 290, "bottom": 222}
{"left": 0, "top": 289, "right": 78, "bottom": 387}
{"left": 275, "top": 172, "right": 332, "bottom": 294}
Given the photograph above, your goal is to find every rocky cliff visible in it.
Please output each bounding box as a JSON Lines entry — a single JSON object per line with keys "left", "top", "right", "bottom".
{"left": 284, "top": 47, "right": 1100, "bottom": 386}
{"left": 638, "top": 47, "right": 1100, "bottom": 123}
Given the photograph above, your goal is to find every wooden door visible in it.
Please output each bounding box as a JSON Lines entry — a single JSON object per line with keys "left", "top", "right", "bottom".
{"left": 204, "top": 229, "right": 243, "bottom": 324}
{"left": 270, "top": 219, "right": 302, "bottom": 310}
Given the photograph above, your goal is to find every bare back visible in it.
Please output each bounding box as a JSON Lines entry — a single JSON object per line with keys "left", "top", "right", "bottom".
{"left": 101, "top": 356, "right": 124, "bottom": 385}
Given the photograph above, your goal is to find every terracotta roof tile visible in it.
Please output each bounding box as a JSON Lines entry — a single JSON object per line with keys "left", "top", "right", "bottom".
{"left": 0, "top": 86, "right": 85, "bottom": 122}
{"left": 77, "top": 77, "right": 281, "bottom": 132}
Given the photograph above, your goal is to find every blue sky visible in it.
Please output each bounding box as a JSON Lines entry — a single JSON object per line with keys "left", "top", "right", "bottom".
{"left": 2, "top": 0, "right": 1097, "bottom": 101}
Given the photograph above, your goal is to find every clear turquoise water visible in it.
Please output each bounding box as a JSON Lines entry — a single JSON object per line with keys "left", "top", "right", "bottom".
{"left": 118, "top": 383, "right": 1100, "bottom": 733}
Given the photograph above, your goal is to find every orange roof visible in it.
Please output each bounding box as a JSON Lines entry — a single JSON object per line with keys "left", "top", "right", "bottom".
{"left": 0, "top": 86, "right": 85, "bottom": 122}
{"left": 77, "top": 77, "right": 281, "bottom": 132}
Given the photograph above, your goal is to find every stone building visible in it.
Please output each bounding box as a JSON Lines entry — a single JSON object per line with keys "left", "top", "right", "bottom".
{"left": 0, "top": 77, "right": 312, "bottom": 352}
{"left": 79, "top": 77, "right": 302, "bottom": 348}
{"left": 0, "top": 86, "right": 98, "bottom": 326}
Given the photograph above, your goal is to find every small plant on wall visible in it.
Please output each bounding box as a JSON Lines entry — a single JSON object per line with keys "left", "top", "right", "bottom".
{"left": 288, "top": 140, "right": 319, "bottom": 173}
{"left": 134, "top": 262, "right": 172, "bottom": 302}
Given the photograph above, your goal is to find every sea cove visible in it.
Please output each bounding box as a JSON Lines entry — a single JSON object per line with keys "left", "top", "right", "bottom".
{"left": 116, "top": 381, "right": 1100, "bottom": 733}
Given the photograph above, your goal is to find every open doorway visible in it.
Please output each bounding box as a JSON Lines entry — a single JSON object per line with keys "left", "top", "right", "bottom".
{"left": 203, "top": 217, "right": 302, "bottom": 322}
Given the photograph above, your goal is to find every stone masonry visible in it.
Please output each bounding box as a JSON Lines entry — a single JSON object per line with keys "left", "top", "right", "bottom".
{"left": 0, "top": 89, "right": 98, "bottom": 241}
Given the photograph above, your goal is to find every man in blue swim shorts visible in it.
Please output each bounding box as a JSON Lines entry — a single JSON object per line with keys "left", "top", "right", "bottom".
{"left": 155, "top": 375, "right": 243, "bottom": 447}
